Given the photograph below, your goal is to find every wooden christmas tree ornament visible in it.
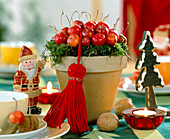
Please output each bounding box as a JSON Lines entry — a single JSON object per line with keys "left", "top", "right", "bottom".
{"left": 135, "top": 31, "right": 164, "bottom": 109}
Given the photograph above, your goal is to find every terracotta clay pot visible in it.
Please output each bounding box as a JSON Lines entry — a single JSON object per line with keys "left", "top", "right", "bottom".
{"left": 52, "top": 56, "right": 127, "bottom": 123}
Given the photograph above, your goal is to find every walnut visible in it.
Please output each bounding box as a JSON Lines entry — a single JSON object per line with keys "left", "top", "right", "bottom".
{"left": 113, "top": 98, "right": 133, "bottom": 117}
{"left": 97, "top": 112, "right": 119, "bottom": 131}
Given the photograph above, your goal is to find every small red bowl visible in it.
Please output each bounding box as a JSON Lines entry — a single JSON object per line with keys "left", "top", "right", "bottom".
{"left": 38, "top": 87, "right": 60, "bottom": 104}
{"left": 123, "top": 108, "right": 166, "bottom": 130}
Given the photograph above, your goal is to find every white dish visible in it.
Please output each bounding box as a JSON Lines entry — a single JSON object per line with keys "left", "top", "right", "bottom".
{"left": 118, "top": 84, "right": 170, "bottom": 95}
{"left": 118, "top": 77, "right": 170, "bottom": 95}
{"left": 28, "top": 128, "right": 49, "bottom": 139}
{"left": 0, "top": 64, "right": 18, "bottom": 78}
{"left": 0, "top": 119, "right": 47, "bottom": 139}
{"left": 34, "top": 115, "right": 70, "bottom": 139}
{"left": 47, "top": 121, "right": 70, "bottom": 139}
{"left": 0, "top": 91, "right": 28, "bottom": 102}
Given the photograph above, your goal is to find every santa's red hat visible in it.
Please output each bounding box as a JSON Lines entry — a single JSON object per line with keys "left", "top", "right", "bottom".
{"left": 19, "top": 45, "right": 37, "bottom": 62}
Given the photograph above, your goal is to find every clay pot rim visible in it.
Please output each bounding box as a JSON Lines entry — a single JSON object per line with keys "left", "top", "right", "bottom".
{"left": 52, "top": 55, "right": 127, "bottom": 72}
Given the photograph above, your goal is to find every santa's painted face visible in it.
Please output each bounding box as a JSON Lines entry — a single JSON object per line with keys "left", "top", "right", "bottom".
{"left": 20, "top": 59, "right": 37, "bottom": 79}
{"left": 22, "top": 59, "right": 34, "bottom": 69}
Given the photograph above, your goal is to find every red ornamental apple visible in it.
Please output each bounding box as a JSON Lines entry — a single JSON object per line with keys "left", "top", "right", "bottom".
{"left": 95, "top": 25, "right": 109, "bottom": 37}
{"left": 82, "top": 37, "right": 90, "bottom": 46}
{"left": 109, "top": 28, "right": 115, "bottom": 33}
{"left": 107, "top": 33, "right": 118, "bottom": 46}
{"left": 67, "top": 34, "right": 79, "bottom": 47}
{"left": 118, "top": 34, "right": 127, "bottom": 44}
{"left": 82, "top": 28, "right": 94, "bottom": 38}
{"left": 109, "top": 29, "right": 119, "bottom": 39}
{"left": 53, "top": 32, "right": 68, "bottom": 45}
{"left": 96, "top": 21, "right": 110, "bottom": 31}
{"left": 9, "top": 111, "right": 25, "bottom": 124}
{"left": 118, "top": 22, "right": 129, "bottom": 44}
{"left": 61, "top": 27, "right": 68, "bottom": 35}
{"left": 92, "top": 33, "right": 106, "bottom": 46}
{"left": 91, "top": 21, "right": 97, "bottom": 25}
{"left": 67, "top": 25, "right": 81, "bottom": 36}
{"left": 73, "top": 20, "right": 84, "bottom": 29}
{"left": 84, "top": 21, "right": 96, "bottom": 31}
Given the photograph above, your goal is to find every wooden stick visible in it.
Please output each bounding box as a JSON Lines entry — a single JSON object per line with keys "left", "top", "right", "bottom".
{"left": 149, "top": 86, "right": 157, "bottom": 109}
{"left": 145, "top": 87, "right": 150, "bottom": 108}
{"left": 167, "top": 109, "right": 170, "bottom": 116}
{"left": 145, "top": 86, "right": 157, "bottom": 109}
{"left": 124, "top": 51, "right": 132, "bottom": 61}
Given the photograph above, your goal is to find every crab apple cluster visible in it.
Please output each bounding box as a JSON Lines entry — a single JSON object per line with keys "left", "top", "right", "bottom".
{"left": 52, "top": 12, "right": 128, "bottom": 48}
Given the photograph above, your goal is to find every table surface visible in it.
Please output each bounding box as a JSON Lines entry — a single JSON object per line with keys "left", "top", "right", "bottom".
{"left": 0, "top": 61, "right": 170, "bottom": 139}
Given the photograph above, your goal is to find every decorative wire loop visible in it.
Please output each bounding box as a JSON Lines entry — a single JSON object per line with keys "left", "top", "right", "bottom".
{"left": 69, "top": 77, "right": 83, "bottom": 84}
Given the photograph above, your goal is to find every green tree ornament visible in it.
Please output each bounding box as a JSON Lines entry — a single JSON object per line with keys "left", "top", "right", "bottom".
{"left": 135, "top": 31, "right": 164, "bottom": 109}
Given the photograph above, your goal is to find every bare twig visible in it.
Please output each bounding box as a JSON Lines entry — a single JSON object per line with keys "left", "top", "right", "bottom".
{"left": 70, "top": 11, "right": 80, "bottom": 23}
{"left": 103, "top": 14, "right": 109, "bottom": 23}
{"left": 81, "top": 11, "right": 91, "bottom": 21}
{"left": 49, "top": 25, "right": 58, "bottom": 34}
{"left": 94, "top": 9, "right": 99, "bottom": 22}
{"left": 60, "top": 11, "right": 64, "bottom": 28}
{"left": 113, "top": 17, "right": 120, "bottom": 30}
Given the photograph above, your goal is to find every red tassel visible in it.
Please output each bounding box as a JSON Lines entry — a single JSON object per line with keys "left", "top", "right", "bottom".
{"left": 44, "top": 35, "right": 89, "bottom": 134}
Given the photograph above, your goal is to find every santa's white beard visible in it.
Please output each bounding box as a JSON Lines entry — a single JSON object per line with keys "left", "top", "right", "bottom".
{"left": 20, "top": 62, "right": 37, "bottom": 80}
{"left": 24, "top": 68, "right": 36, "bottom": 79}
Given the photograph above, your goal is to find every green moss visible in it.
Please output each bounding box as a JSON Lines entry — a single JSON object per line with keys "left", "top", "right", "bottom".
{"left": 42, "top": 40, "right": 129, "bottom": 64}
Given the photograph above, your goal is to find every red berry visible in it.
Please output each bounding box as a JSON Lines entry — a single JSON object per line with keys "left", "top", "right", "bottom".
{"left": 61, "top": 27, "right": 68, "bottom": 35}
{"left": 82, "top": 28, "right": 94, "bottom": 38}
{"left": 84, "top": 21, "right": 96, "bottom": 31}
{"left": 53, "top": 32, "right": 68, "bottom": 45}
{"left": 118, "top": 34, "right": 127, "bottom": 44}
{"left": 82, "top": 37, "right": 90, "bottom": 46}
{"left": 95, "top": 25, "right": 109, "bottom": 37}
{"left": 96, "top": 21, "right": 110, "bottom": 31}
{"left": 9, "top": 111, "right": 25, "bottom": 124}
{"left": 67, "top": 34, "right": 80, "bottom": 47}
{"left": 107, "top": 33, "right": 118, "bottom": 46}
{"left": 92, "top": 33, "right": 106, "bottom": 46}
{"left": 67, "top": 25, "right": 81, "bottom": 36}
{"left": 73, "top": 20, "right": 84, "bottom": 29}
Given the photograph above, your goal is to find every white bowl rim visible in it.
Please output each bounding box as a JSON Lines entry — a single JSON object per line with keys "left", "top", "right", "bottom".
{"left": 158, "top": 56, "right": 170, "bottom": 63}
{"left": 0, "top": 91, "right": 28, "bottom": 102}
{"left": 0, "top": 41, "right": 35, "bottom": 48}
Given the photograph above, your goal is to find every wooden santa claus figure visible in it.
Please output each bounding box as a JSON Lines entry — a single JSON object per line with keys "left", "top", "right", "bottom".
{"left": 13, "top": 45, "right": 46, "bottom": 114}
